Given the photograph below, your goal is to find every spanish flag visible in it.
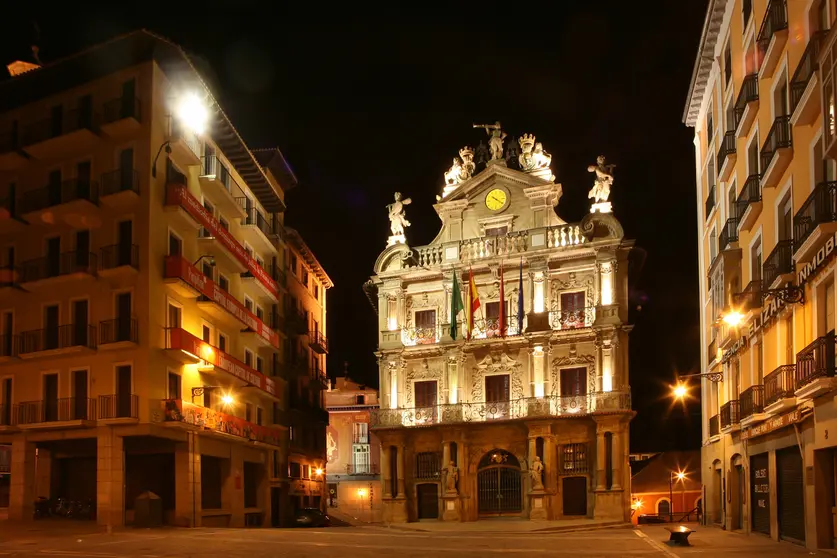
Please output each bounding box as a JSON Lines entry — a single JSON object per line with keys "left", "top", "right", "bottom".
{"left": 468, "top": 267, "right": 480, "bottom": 339}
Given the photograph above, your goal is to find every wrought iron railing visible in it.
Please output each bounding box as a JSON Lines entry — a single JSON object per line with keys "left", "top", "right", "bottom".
{"left": 734, "top": 279, "right": 762, "bottom": 311}
{"left": 760, "top": 115, "right": 793, "bottom": 172}
{"left": 794, "top": 181, "right": 837, "bottom": 249}
{"left": 718, "top": 130, "right": 736, "bottom": 170}
{"left": 549, "top": 306, "right": 595, "bottom": 330}
{"left": 370, "top": 391, "right": 631, "bottom": 428}
{"left": 100, "top": 168, "right": 139, "bottom": 197}
{"left": 735, "top": 174, "right": 762, "bottom": 220}
{"left": 22, "top": 108, "right": 98, "bottom": 146}
{"left": 709, "top": 414, "right": 720, "bottom": 437}
{"left": 243, "top": 207, "right": 275, "bottom": 238}
{"left": 791, "top": 30, "right": 828, "bottom": 114}
{"left": 762, "top": 239, "right": 794, "bottom": 288}
{"left": 739, "top": 385, "right": 764, "bottom": 419}
{"left": 99, "top": 317, "right": 138, "bottom": 345}
{"left": 170, "top": 118, "right": 200, "bottom": 158}
{"left": 756, "top": 0, "right": 788, "bottom": 55}
{"left": 18, "top": 324, "right": 97, "bottom": 354}
{"left": 98, "top": 394, "right": 138, "bottom": 419}
{"left": 17, "top": 251, "right": 98, "bottom": 283}
{"left": 309, "top": 330, "right": 328, "bottom": 352}
{"left": 720, "top": 400, "right": 740, "bottom": 428}
{"left": 341, "top": 463, "right": 380, "bottom": 475}
{"left": 100, "top": 243, "right": 138, "bottom": 270}
{"left": 719, "top": 217, "right": 739, "bottom": 251}
{"left": 415, "top": 452, "right": 442, "bottom": 479}
{"left": 481, "top": 315, "right": 523, "bottom": 338}
{"left": 796, "top": 332, "right": 836, "bottom": 389}
{"left": 401, "top": 325, "right": 439, "bottom": 346}
{"left": 103, "top": 97, "right": 141, "bottom": 124}
{"left": 764, "top": 364, "right": 795, "bottom": 406}
{"left": 734, "top": 74, "right": 759, "bottom": 128}
{"left": 705, "top": 184, "right": 716, "bottom": 218}
{"left": 19, "top": 178, "right": 99, "bottom": 214}
{"left": 14, "top": 397, "right": 96, "bottom": 424}
{"left": 284, "top": 308, "right": 307, "bottom": 335}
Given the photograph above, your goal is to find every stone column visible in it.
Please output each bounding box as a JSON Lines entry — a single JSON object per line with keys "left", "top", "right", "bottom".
{"left": 611, "top": 429, "right": 622, "bottom": 491}
{"left": 224, "top": 445, "right": 245, "bottom": 527}
{"left": 543, "top": 435, "right": 555, "bottom": 492}
{"left": 97, "top": 426, "right": 125, "bottom": 528}
{"left": 175, "top": 432, "right": 201, "bottom": 527}
{"left": 595, "top": 426, "right": 606, "bottom": 491}
{"left": 34, "top": 447, "right": 51, "bottom": 501}
{"left": 8, "top": 437, "right": 36, "bottom": 520}
{"left": 442, "top": 442, "right": 451, "bottom": 475}
{"left": 381, "top": 444, "right": 392, "bottom": 497}
{"left": 527, "top": 437, "right": 537, "bottom": 492}
{"left": 396, "top": 445, "right": 406, "bottom": 497}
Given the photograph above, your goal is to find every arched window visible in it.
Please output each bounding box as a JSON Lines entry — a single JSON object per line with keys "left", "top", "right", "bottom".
{"left": 657, "top": 499, "right": 671, "bottom": 517}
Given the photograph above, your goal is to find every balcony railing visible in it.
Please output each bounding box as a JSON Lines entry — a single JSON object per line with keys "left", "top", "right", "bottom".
{"left": 734, "top": 279, "right": 762, "bottom": 311}
{"left": 719, "top": 217, "right": 739, "bottom": 250}
{"left": 14, "top": 397, "right": 96, "bottom": 424}
{"left": 19, "top": 178, "right": 99, "bottom": 214}
{"left": 705, "top": 184, "right": 716, "bottom": 218}
{"left": 735, "top": 174, "right": 762, "bottom": 218}
{"left": 103, "top": 97, "right": 141, "bottom": 124}
{"left": 739, "top": 385, "right": 765, "bottom": 419}
{"left": 100, "top": 168, "right": 139, "bottom": 197}
{"left": 720, "top": 400, "right": 740, "bottom": 429}
{"left": 549, "top": 307, "right": 595, "bottom": 330}
{"left": 243, "top": 207, "right": 275, "bottom": 238}
{"left": 402, "top": 325, "right": 439, "bottom": 346}
{"left": 794, "top": 181, "right": 837, "bottom": 248}
{"left": 100, "top": 244, "right": 139, "bottom": 271}
{"left": 760, "top": 115, "right": 792, "bottom": 172}
{"left": 309, "top": 330, "right": 329, "bottom": 353}
{"left": 756, "top": 0, "right": 788, "bottom": 55}
{"left": 161, "top": 399, "right": 284, "bottom": 446}
{"left": 98, "top": 394, "right": 138, "bottom": 419}
{"left": 17, "top": 251, "right": 98, "bottom": 283}
{"left": 19, "top": 324, "right": 96, "bottom": 354}
{"left": 791, "top": 30, "right": 827, "bottom": 114}
{"left": 709, "top": 414, "right": 720, "bottom": 437}
{"left": 762, "top": 239, "right": 794, "bottom": 288}
{"left": 718, "top": 131, "right": 736, "bottom": 169}
{"left": 22, "top": 109, "right": 98, "bottom": 146}
{"left": 370, "top": 391, "right": 631, "bottom": 428}
{"left": 764, "top": 364, "right": 796, "bottom": 406}
{"left": 99, "top": 317, "right": 138, "bottom": 345}
{"left": 734, "top": 74, "right": 759, "bottom": 128}
{"left": 285, "top": 308, "right": 307, "bottom": 335}
{"left": 796, "top": 332, "right": 836, "bottom": 389}
{"left": 340, "top": 463, "right": 380, "bottom": 476}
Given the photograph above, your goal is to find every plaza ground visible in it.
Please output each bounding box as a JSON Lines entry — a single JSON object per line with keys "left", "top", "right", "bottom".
{"left": 0, "top": 521, "right": 824, "bottom": 557}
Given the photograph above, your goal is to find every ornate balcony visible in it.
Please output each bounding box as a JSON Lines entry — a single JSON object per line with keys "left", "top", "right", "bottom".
{"left": 402, "top": 324, "right": 440, "bottom": 346}
{"left": 22, "top": 108, "right": 100, "bottom": 159}
{"left": 739, "top": 385, "right": 765, "bottom": 421}
{"left": 762, "top": 239, "right": 794, "bottom": 290}
{"left": 18, "top": 324, "right": 96, "bottom": 356}
{"left": 795, "top": 332, "right": 836, "bottom": 400}
{"left": 14, "top": 397, "right": 96, "bottom": 427}
{"left": 736, "top": 174, "right": 762, "bottom": 231}
{"left": 720, "top": 400, "right": 740, "bottom": 431}
{"left": 705, "top": 184, "right": 716, "bottom": 220}
{"left": 17, "top": 251, "right": 97, "bottom": 289}
{"left": 370, "top": 391, "right": 631, "bottom": 429}
{"left": 19, "top": 178, "right": 99, "bottom": 224}
{"left": 167, "top": 118, "right": 201, "bottom": 168}
{"left": 764, "top": 364, "right": 796, "bottom": 412}
{"left": 160, "top": 399, "right": 284, "bottom": 446}
{"left": 709, "top": 414, "right": 720, "bottom": 437}
{"left": 791, "top": 30, "right": 828, "bottom": 125}
{"left": 734, "top": 74, "right": 759, "bottom": 137}
{"left": 719, "top": 217, "right": 739, "bottom": 251}
{"left": 101, "top": 96, "right": 141, "bottom": 138}
{"left": 718, "top": 131, "right": 737, "bottom": 181}
{"left": 793, "top": 181, "right": 837, "bottom": 264}
{"left": 756, "top": 0, "right": 788, "bottom": 79}
{"left": 760, "top": 116, "right": 793, "bottom": 188}
{"left": 548, "top": 307, "right": 595, "bottom": 331}
{"left": 98, "top": 394, "right": 138, "bottom": 420}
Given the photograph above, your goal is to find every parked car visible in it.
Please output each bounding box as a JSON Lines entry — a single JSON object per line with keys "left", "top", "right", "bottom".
{"left": 294, "top": 508, "right": 331, "bottom": 527}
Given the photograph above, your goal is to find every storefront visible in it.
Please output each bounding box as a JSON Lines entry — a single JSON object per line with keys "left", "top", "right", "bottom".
{"left": 777, "top": 447, "right": 805, "bottom": 544}
{"left": 750, "top": 452, "right": 770, "bottom": 535}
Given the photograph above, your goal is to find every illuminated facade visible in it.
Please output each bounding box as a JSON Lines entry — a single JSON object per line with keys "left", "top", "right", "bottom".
{"left": 0, "top": 31, "right": 329, "bottom": 527}
{"left": 685, "top": 0, "right": 837, "bottom": 549}
{"left": 367, "top": 133, "right": 634, "bottom": 523}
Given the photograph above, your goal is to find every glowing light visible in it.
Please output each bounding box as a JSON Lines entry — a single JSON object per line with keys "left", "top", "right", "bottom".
{"left": 315, "top": 468, "right": 324, "bottom": 476}
{"left": 221, "top": 394, "right": 234, "bottom": 406}
{"left": 200, "top": 344, "right": 214, "bottom": 361}
{"left": 673, "top": 384, "right": 688, "bottom": 400}
{"left": 632, "top": 498, "right": 643, "bottom": 510}
{"left": 177, "top": 92, "right": 208, "bottom": 135}
{"left": 357, "top": 488, "right": 367, "bottom": 498}
{"left": 676, "top": 471, "right": 686, "bottom": 481}
{"left": 722, "top": 311, "right": 743, "bottom": 327}
{"left": 533, "top": 273, "right": 545, "bottom": 313}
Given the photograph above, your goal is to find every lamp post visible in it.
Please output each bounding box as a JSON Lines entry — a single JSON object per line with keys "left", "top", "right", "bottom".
{"left": 669, "top": 471, "right": 686, "bottom": 522}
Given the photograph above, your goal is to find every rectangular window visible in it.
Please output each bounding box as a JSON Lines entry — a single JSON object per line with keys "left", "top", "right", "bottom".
{"left": 219, "top": 333, "right": 227, "bottom": 353}
{"left": 219, "top": 275, "right": 229, "bottom": 292}
{"left": 355, "top": 394, "right": 366, "bottom": 405}
{"left": 352, "top": 422, "right": 369, "bottom": 444}
{"left": 290, "top": 253, "right": 298, "bottom": 276}
{"left": 485, "top": 374, "right": 510, "bottom": 403}
{"left": 414, "top": 380, "right": 437, "bottom": 408}
{"left": 289, "top": 462, "right": 301, "bottom": 478}
{"left": 561, "top": 443, "right": 589, "bottom": 474}
{"left": 724, "top": 40, "right": 732, "bottom": 87}
{"left": 256, "top": 356, "right": 264, "bottom": 373}
{"left": 560, "top": 367, "right": 587, "bottom": 397}
{"left": 302, "top": 464, "right": 310, "bottom": 479}
{"left": 414, "top": 452, "right": 441, "bottom": 479}
{"left": 706, "top": 110, "right": 714, "bottom": 143}
{"left": 751, "top": 237, "right": 762, "bottom": 281}
{"left": 257, "top": 407, "right": 262, "bottom": 426}
{"left": 245, "top": 403, "right": 253, "bottom": 422}
{"left": 168, "top": 232, "right": 181, "bottom": 256}
{"left": 709, "top": 228, "right": 718, "bottom": 262}
{"left": 352, "top": 444, "right": 371, "bottom": 474}
{"left": 167, "top": 372, "right": 181, "bottom": 400}
{"left": 302, "top": 268, "right": 309, "bottom": 287}
{"left": 314, "top": 284, "right": 319, "bottom": 300}
{"left": 245, "top": 297, "right": 254, "bottom": 313}
{"left": 244, "top": 349, "right": 253, "bottom": 367}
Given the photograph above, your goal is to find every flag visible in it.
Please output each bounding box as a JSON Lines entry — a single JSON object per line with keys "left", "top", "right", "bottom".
{"left": 517, "top": 258, "right": 524, "bottom": 330}
{"left": 499, "top": 260, "right": 506, "bottom": 337}
{"left": 468, "top": 267, "right": 481, "bottom": 339}
{"left": 450, "top": 270, "right": 464, "bottom": 339}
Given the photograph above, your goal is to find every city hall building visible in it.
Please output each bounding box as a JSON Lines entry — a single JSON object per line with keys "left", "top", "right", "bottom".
{"left": 367, "top": 131, "right": 634, "bottom": 523}
{"left": 685, "top": 0, "right": 837, "bottom": 550}
{"left": 0, "top": 31, "right": 329, "bottom": 527}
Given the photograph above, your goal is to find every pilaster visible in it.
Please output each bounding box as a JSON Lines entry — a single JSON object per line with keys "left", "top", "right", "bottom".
{"left": 9, "top": 437, "right": 36, "bottom": 520}
{"left": 97, "top": 426, "right": 125, "bottom": 528}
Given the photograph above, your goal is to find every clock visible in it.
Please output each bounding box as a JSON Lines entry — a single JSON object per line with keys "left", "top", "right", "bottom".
{"left": 485, "top": 188, "right": 507, "bottom": 211}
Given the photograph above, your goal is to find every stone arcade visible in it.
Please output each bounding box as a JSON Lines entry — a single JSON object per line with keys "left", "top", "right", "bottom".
{"left": 367, "top": 126, "right": 634, "bottom": 523}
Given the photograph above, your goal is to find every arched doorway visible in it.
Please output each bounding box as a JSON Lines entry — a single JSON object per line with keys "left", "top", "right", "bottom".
{"left": 477, "top": 449, "right": 522, "bottom": 516}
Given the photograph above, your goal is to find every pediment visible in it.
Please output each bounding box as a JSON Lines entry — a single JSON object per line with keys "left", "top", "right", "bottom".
{"left": 438, "top": 162, "right": 551, "bottom": 205}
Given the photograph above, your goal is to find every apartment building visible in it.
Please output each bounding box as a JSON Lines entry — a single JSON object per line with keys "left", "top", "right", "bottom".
{"left": 0, "top": 30, "right": 329, "bottom": 528}
{"left": 684, "top": 0, "right": 837, "bottom": 549}
{"left": 368, "top": 131, "right": 633, "bottom": 523}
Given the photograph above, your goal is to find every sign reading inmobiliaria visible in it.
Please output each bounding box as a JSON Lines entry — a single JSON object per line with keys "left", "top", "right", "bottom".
{"left": 165, "top": 255, "right": 279, "bottom": 348}
{"left": 162, "top": 399, "right": 283, "bottom": 446}
{"left": 169, "top": 327, "right": 277, "bottom": 397}
{"left": 166, "top": 183, "right": 279, "bottom": 298}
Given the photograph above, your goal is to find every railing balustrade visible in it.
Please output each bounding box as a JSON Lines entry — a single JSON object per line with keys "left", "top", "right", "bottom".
{"left": 733, "top": 75, "right": 759, "bottom": 129}
{"left": 764, "top": 364, "right": 796, "bottom": 406}
{"left": 14, "top": 397, "right": 96, "bottom": 424}
{"left": 735, "top": 174, "right": 762, "bottom": 219}
{"left": 549, "top": 307, "right": 595, "bottom": 330}
{"left": 720, "top": 400, "right": 740, "bottom": 428}
{"left": 18, "top": 324, "right": 97, "bottom": 353}
{"left": 794, "top": 181, "right": 837, "bottom": 249}
{"left": 790, "top": 30, "right": 827, "bottom": 114}
{"left": 760, "top": 115, "right": 792, "bottom": 172}
{"left": 756, "top": 0, "right": 788, "bottom": 55}
{"left": 98, "top": 394, "right": 138, "bottom": 419}
{"left": 796, "top": 332, "right": 836, "bottom": 389}
{"left": 17, "top": 251, "right": 98, "bottom": 283}
{"left": 739, "top": 385, "right": 764, "bottom": 419}
{"left": 19, "top": 178, "right": 99, "bottom": 214}
{"left": 762, "top": 239, "right": 794, "bottom": 288}
{"left": 719, "top": 217, "right": 739, "bottom": 250}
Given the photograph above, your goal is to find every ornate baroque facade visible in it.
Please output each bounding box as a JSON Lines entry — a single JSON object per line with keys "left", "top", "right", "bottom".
{"left": 367, "top": 131, "right": 634, "bottom": 523}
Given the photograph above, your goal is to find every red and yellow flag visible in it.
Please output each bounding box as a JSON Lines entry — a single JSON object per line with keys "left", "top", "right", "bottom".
{"left": 467, "top": 267, "right": 481, "bottom": 339}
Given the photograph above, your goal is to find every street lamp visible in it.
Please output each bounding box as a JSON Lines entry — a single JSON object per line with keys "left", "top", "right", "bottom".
{"left": 191, "top": 386, "right": 234, "bottom": 407}
{"left": 151, "top": 91, "right": 209, "bottom": 178}
{"left": 669, "top": 470, "right": 686, "bottom": 522}
{"left": 721, "top": 310, "right": 743, "bottom": 327}
{"left": 314, "top": 467, "right": 324, "bottom": 477}
{"left": 672, "top": 383, "right": 688, "bottom": 400}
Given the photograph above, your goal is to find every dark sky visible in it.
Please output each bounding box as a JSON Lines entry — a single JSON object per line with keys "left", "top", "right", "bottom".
{"left": 1, "top": 2, "right": 708, "bottom": 451}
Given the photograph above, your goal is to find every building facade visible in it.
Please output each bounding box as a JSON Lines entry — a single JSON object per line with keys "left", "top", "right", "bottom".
{"left": 0, "top": 31, "right": 329, "bottom": 527}
{"left": 629, "top": 451, "right": 702, "bottom": 525}
{"left": 684, "top": 0, "right": 837, "bottom": 549}
{"left": 325, "top": 376, "right": 381, "bottom": 523}
{"left": 367, "top": 132, "right": 634, "bottom": 523}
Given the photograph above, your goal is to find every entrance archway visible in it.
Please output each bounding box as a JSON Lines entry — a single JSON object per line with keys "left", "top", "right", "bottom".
{"left": 477, "top": 449, "right": 522, "bottom": 516}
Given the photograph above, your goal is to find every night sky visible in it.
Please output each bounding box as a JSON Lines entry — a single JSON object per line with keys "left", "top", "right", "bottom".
{"left": 1, "top": 2, "right": 708, "bottom": 451}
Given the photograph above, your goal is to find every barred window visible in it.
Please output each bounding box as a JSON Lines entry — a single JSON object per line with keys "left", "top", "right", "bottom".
{"left": 561, "top": 443, "right": 588, "bottom": 474}
{"left": 415, "top": 451, "right": 441, "bottom": 479}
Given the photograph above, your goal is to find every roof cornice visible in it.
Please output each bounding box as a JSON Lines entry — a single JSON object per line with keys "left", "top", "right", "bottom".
{"left": 683, "top": 0, "right": 728, "bottom": 126}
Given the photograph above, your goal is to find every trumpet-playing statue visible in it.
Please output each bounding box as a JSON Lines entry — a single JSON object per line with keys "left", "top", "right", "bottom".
{"left": 474, "top": 121, "right": 507, "bottom": 161}
{"left": 587, "top": 155, "right": 616, "bottom": 213}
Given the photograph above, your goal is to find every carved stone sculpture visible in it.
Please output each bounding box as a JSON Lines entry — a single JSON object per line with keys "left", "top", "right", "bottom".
{"left": 475, "top": 141, "right": 491, "bottom": 166}
{"left": 518, "top": 134, "right": 537, "bottom": 171}
{"left": 443, "top": 158, "right": 462, "bottom": 186}
{"left": 387, "top": 192, "right": 412, "bottom": 246}
{"left": 474, "top": 121, "right": 507, "bottom": 160}
{"left": 442, "top": 147, "right": 476, "bottom": 197}
{"left": 533, "top": 142, "right": 552, "bottom": 169}
{"left": 530, "top": 455, "right": 544, "bottom": 491}
{"left": 445, "top": 461, "right": 459, "bottom": 494}
{"left": 587, "top": 155, "right": 616, "bottom": 213}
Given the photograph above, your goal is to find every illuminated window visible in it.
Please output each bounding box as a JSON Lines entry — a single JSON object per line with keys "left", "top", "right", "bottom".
{"left": 561, "top": 443, "right": 588, "bottom": 474}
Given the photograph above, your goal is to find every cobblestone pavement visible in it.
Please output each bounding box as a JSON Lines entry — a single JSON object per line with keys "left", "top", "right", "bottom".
{"left": 0, "top": 521, "right": 826, "bottom": 557}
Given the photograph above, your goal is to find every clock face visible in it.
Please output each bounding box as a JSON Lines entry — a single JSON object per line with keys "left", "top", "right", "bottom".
{"left": 485, "top": 188, "right": 507, "bottom": 211}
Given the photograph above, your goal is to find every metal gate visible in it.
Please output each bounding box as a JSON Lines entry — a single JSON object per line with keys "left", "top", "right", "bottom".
{"left": 477, "top": 450, "right": 522, "bottom": 516}
{"left": 778, "top": 447, "right": 805, "bottom": 544}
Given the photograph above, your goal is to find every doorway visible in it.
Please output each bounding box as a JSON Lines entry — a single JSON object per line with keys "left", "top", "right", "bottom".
{"left": 72, "top": 369, "right": 88, "bottom": 420}
{"left": 44, "top": 304, "right": 59, "bottom": 350}
{"left": 43, "top": 373, "right": 58, "bottom": 421}
{"left": 477, "top": 450, "right": 522, "bottom": 516}
{"left": 416, "top": 483, "right": 439, "bottom": 519}
{"left": 270, "top": 487, "right": 281, "bottom": 527}
{"left": 72, "top": 300, "right": 88, "bottom": 347}
{"left": 562, "top": 477, "right": 587, "bottom": 516}
{"left": 116, "top": 365, "right": 133, "bottom": 418}
{"left": 116, "top": 292, "right": 132, "bottom": 342}
{"left": 46, "top": 236, "right": 60, "bottom": 278}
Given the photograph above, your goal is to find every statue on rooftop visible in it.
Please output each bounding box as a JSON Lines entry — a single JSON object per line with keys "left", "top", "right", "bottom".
{"left": 387, "top": 192, "right": 412, "bottom": 246}
{"left": 474, "top": 121, "right": 507, "bottom": 160}
{"left": 588, "top": 155, "right": 616, "bottom": 213}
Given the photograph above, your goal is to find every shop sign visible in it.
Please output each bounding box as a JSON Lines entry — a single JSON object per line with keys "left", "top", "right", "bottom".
{"left": 166, "top": 255, "right": 279, "bottom": 348}
{"left": 722, "top": 335, "right": 748, "bottom": 363}
{"left": 166, "top": 183, "right": 278, "bottom": 298}
{"left": 741, "top": 408, "right": 801, "bottom": 440}
{"left": 161, "top": 399, "right": 283, "bottom": 446}
{"left": 798, "top": 233, "right": 837, "bottom": 285}
{"left": 748, "top": 294, "right": 787, "bottom": 338}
